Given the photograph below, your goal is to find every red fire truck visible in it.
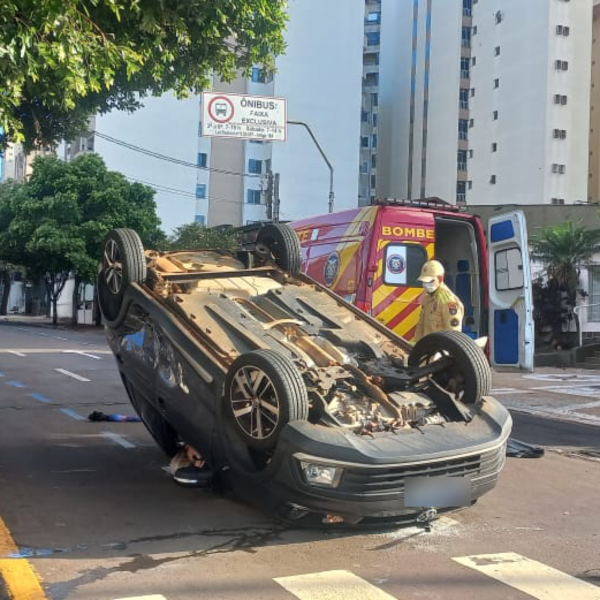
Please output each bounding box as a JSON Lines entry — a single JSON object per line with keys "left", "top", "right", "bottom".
{"left": 291, "top": 198, "right": 534, "bottom": 371}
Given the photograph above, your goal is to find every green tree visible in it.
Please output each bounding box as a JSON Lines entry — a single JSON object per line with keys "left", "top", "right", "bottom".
{"left": 531, "top": 220, "right": 600, "bottom": 346}
{"left": 168, "top": 222, "right": 239, "bottom": 252}
{"left": 0, "top": 154, "right": 165, "bottom": 324}
{"left": 0, "top": 181, "right": 24, "bottom": 315}
{"left": 0, "top": 1, "right": 287, "bottom": 149}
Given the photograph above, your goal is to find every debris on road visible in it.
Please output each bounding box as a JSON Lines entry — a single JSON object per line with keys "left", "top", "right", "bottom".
{"left": 506, "top": 437, "right": 544, "bottom": 459}
{"left": 88, "top": 411, "right": 141, "bottom": 423}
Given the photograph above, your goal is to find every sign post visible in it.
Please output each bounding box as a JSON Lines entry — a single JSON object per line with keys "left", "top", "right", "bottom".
{"left": 201, "top": 92, "right": 287, "bottom": 142}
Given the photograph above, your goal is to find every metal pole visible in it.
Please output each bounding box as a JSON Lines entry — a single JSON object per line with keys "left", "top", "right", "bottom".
{"left": 273, "top": 173, "right": 281, "bottom": 223}
{"left": 287, "top": 120, "right": 335, "bottom": 213}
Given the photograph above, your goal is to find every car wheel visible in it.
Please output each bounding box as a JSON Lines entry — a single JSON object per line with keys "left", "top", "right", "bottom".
{"left": 256, "top": 224, "right": 302, "bottom": 276}
{"left": 98, "top": 229, "right": 146, "bottom": 322}
{"left": 121, "top": 375, "right": 179, "bottom": 457}
{"left": 408, "top": 331, "right": 492, "bottom": 404}
{"left": 224, "top": 349, "right": 309, "bottom": 451}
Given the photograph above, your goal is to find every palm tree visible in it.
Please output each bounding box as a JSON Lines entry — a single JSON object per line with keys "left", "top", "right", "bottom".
{"left": 531, "top": 221, "right": 600, "bottom": 345}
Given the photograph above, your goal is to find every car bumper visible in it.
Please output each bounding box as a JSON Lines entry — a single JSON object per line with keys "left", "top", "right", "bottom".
{"left": 259, "top": 397, "right": 511, "bottom": 523}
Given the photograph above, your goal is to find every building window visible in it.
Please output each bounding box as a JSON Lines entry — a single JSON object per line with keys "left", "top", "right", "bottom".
{"left": 460, "top": 57, "right": 470, "bottom": 79}
{"left": 556, "top": 25, "right": 570, "bottom": 36}
{"left": 492, "top": 142, "right": 498, "bottom": 152}
{"left": 468, "top": 180, "right": 473, "bottom": 190}
{"left": 196, "top": 184, "right": 206, "bottom": 199}
{"left": 553, "top": 128, "right": 567, "bottom": 139}
{"left": 361, "top": 136, "right": 370, "bottom": 148}
{"left": 251, "top": 67, "right": 263, "bottom": 82}
{"left": 551, "top": 198, "right": 565, "bottom": 205}
{"left": 371, "top": 174, "right": 377, "bottom": 189}
{"left": 470, "top": 88, "right": 476, "bottom": 97}
{"left": 365, "top": 72, "right": 379, "bottom": 86}
{"left": 589, "top": 267, "right": 600, "bottom": 322}
{"left": 372, "top": 134, "right": 378, "bottom": 148}
{"left": 469, "top": 149, "right": 474, "bottom": 158}
{"left": 248, "top": 159, "right": 262, "bottom": 174}
{"left": 457, "top": 181, "right": 466, "bottom": 203}
{"left": 458, "top": 149, "right": 467, "bottom": 171}
{"left": 472, "top": 25, "right": 478, "bottom": 35}
{"left": 472, "top": 56, "right": 477, "bottom": 66}
{"left": 555, "top": 60, "right": 569, "bottom": 71}
{"left": 372, "top": 93, "right": 379, "bottom": 106}
{"left": 490, "top": 175, "right": 497, "bottom": 184}
{"left": 247, "top": 189, "right": 261, "bottom": 204}
{"left": 493, "top": 110, "right": 499, "bottom": 120}
{"left": 197, "top": 153, "right": 207, "bottom": 168}
{"left": 463, "top": 0, "right": 472, "bottom": 17}
{"left": 462, "top": 26, "right": 471, "bottom": 48}
{"left": 495, "top": 46, "right": 501, "bottom": 56}
{"left": 552, "top": 163, "right": 566, "bottom": 174}
{"left": 469, "top": 118, "right": 475, "bottom": 128}
{"left": 361, "top": 161, "right": 369, "bottom": 174}
{"left": 366, "top": 11, "right": 381, "bottom": 23}
{"left": 366, "top": 32, "right": 381, "bottom": 46}
{"left": 265, "top": 158, "right": 272, "bottom": 172}
{"left": 494, "top": 78, "right": 500, "bottom": 89}
{"left": 194, "top": 215, "right": 206, "bottom": 225}
{"left": 495, "top": 10, "right": 503, "bottom": 24}
{"left": 459, "top": 119, "right": 469, "bottom": 140}
{"left": 371, "top": 154, "right": 377, "bottom": 168}
{"left": 554, "top": 94, "right": 568, "bottom": 105}
{"left": 372, "top": 113, "right": 378, "bottom": 127}
{"left": 361, "top": 110, "right": 369, "bottom": 122}
{"left": 460, "top": 88, "right": 469, "bottom": 109}
{"left": 198, "top": 121, "right": 202, "bottom": 136}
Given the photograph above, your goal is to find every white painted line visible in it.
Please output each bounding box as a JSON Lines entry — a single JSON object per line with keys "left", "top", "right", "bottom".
{"left": 36, "top": 332, "right": 49, "bottom": 337}
{"left": 453, "top": 552, "right": 600, "bottom": 600}
{"left": 59, "top": 408, "right": 86, "bottom": 421}
{"left": 0, "top": 349, "right": 110, "bottom": 354}
{"left": 113, "top": 596, "right": 167, "bottom": 600}
{"left": 101, "top": 431, "right": 136, "bottom": 449}
{"left": 53, "top": 336, "right": 69, "bottom": 341}
{"left": 55, "top": 368, "right": 90, "bottom": 382}
{"left": 274, "top": 570, "right": 397, "bottom": 600}
{"left": 492, "top": 388, "right": 517, "bottom": 392}
{"left": 62, "top": 350, "right": 102, "bottom": 360}
{"left": 8, "top": 350, "right": 26, "bottom": 357}
{"left": 491, "top": 390, "right": 533, "bottom": 395}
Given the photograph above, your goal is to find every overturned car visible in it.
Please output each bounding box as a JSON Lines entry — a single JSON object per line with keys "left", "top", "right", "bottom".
{"left": 99, "top": 225, "right": 511, "bottom": 525}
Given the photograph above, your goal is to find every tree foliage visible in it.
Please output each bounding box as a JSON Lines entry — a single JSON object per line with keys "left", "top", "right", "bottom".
{"left": 530, "top": 220, "right": 600, "bottom": 347}
{"left": 0, "top": 153, "right": 165, "bottom": 323}
{"left": 168, "top": 222, "right": 239, "bottom": 252}
{"left": 0, "top": 0, "right": 288, "bottom": 149}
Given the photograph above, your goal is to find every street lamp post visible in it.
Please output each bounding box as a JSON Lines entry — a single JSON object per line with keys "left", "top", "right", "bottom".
{"left": 287, "top": 120, "right": 335, "bottom": 213}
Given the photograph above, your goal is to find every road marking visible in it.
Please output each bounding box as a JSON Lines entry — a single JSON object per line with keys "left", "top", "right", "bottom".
{"left": 0, "top": 349, "right": 110, "bottom": 354}
{"left": 30, "top": 393, "right": 51, "bottom": 404}
{"left": 0, "top": 372, "right": 4, "bottom": 377}
{"left": 59, "top": 408, "right": 86, "bottom": 421}
{"left": 0, "top": 514, "right": 48, "bottom": 600}
{"left": 62, "top": 350, "right": 102, "bottom": 360}
{"left": 55, "top": 368, "right": 90, "bottom": 382}
{"left": 491, "top": 389, "right": 533, "bottom": 395}
{"left": 53, "top": 336, "right": 68, "bottom": 341}
{"left": 453, "top": 552, "right": 600, "bottom": 600}
{"left": 36, "top": 332, "right": 49, "bottom": 337}
{"left": 113, "top": 596, "right": 167, "bottom": 600}
{"left": 5, "top": 380, "right": 26, "bottom": 388}
{"left": 8, "top": 350, "right": 26, "bottom": 357}
{"left": 101, "top": 431, "right": 136, "bottom": 449}
{"left": 274, "top": 570, "right": 397, "bottom": 600}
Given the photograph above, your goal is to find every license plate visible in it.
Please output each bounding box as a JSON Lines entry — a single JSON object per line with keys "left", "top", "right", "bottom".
{"left": 404, "top": 476, "right": 471, "bottom": 508}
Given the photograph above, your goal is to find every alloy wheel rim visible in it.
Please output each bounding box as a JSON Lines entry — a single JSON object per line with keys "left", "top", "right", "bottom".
{"left": 230, "top": 366, "right": 280, "bottom": 440}
{"left": 103, "top": 239, "right": 123, "bottom": 295}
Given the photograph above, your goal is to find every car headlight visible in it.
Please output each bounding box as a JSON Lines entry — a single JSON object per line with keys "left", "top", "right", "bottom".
{"left": 300, "top": 461, "right": 343, "bottom": 488}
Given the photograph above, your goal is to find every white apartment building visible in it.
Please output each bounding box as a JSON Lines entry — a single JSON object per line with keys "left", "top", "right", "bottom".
{"left": 378, "top": 0, "right": 593, "bottom": 207}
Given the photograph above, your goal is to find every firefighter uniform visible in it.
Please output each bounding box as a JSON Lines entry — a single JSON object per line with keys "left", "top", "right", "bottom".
{"left": 414, "top": 282, "right": 464, "bottom": 341}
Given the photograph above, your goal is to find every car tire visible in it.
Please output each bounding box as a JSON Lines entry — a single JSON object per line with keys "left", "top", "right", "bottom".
{"left": 224, "top": 349, "right": 309, "bottom": 451}
{"left": 408, "top": 330, "right": 492, "bottom": 404}
{"left": 98, "top": 229, "right": 146, "bottom": 322}
{"left": 121, "top": 375, "right": 179, "bottom": 457}
{"left": 256, "top": 224, "right": 302, "bottom": 276}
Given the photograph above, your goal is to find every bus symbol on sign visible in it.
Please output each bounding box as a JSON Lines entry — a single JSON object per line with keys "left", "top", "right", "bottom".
{"left": 215, "top": 102, "right": 228, "bottom": 117}
{"left": 208, "top": 96, "right": 235, "bottom": 124}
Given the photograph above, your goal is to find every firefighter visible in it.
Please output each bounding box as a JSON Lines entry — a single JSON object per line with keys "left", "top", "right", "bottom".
{"left": 414, "top": 259, "right": 464, "bottom": 341}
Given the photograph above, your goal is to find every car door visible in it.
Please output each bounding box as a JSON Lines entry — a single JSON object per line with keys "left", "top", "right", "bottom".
{"left": 488, "top": 210, "right": 534, "bottom": 371}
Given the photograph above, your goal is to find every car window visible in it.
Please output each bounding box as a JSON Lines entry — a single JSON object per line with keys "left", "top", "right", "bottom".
{"left": 383, "top": 243, "right": 427, "bottom": 287}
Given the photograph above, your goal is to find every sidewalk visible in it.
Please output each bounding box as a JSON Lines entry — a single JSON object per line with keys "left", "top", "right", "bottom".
{"left": 0, "top": 314, "right": 100, "bottom": 331}
{"left": 492, "top": 367, "right": 600, "bottom": 427}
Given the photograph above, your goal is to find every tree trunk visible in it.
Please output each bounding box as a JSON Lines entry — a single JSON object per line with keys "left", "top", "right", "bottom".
{"left": 52, "top": 296, "right": 58, "bottom": 326}
{"left": 0, "top": 270, "right": 10, "bottom": 316}
{"left": 71, "top": 276, "right": 81, "bottom": 327}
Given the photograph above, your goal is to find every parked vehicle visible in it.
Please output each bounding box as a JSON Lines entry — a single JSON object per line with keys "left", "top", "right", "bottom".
{"left": 291, "top": 198, "right": 534, "bottom": 371}
{"left": 98, "top": 225, "right": 511, "bottom": 526}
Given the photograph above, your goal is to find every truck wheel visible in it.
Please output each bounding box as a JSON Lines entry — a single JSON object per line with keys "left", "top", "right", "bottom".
{"left": 98, "top": 229, "right": 146, "bottom": 322}
{"left": 408, "top": 331, "right": 492, "bottom": 404}
{"left": 256, "top": 224, "right": 302, "bottom": 276}
{"left": 225, "top": 349, "right": 309, "bottom": 451}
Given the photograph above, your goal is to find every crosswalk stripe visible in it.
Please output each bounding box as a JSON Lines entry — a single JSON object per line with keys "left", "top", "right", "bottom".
{"left": 113, "top": 596, "right": 167, "bottom": 600}
{"left": 453, "top": 552, "right": 600, "bottom": 600}
{"left": 274, "top": 570, "right": 397, "bottom": 600}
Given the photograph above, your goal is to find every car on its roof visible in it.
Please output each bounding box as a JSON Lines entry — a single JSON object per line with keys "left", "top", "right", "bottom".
{"left": 98, "top": 224, "right": 511, "bottom": 526}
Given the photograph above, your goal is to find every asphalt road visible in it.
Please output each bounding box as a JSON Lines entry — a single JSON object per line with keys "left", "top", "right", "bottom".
{"left": 1, "top": 322, "right": 599, "bottom": 600}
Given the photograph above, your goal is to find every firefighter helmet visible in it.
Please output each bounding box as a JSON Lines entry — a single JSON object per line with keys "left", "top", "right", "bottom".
{"left": 417, "top": 259, "right": 445, "bottom": 282}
